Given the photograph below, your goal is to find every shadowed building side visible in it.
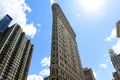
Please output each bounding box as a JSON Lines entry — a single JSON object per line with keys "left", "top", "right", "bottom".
{"left": 113, "top": 72, "right": 120, "bottom": 80}
{"left": 0, "top": 23, "right": 34, "bottom": 80}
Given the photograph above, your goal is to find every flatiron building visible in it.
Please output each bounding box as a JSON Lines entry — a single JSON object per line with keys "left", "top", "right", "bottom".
{"left": 0, "top": 23, "right": 34, "bottom": 80}
{"left": 50, "top": 3, "right": 84, "bottom": 80}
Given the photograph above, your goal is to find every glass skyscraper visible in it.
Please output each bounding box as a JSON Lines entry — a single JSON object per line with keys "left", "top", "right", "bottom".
{"left": 0, "top": 14, "right": 12, "bottom": 32}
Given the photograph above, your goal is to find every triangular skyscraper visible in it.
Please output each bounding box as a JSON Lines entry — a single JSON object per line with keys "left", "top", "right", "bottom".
{"left": 49, "top": 3, "right": 85, "bottom": 80}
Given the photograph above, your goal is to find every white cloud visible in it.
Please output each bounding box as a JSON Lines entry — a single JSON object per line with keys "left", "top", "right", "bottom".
{"left": 37, "top": 24, "right": 41, "bottom": 27}
{"left": 23, "top": 23, "right": 37, "bottom": 38}
{"left": 100, "top": 64, "right": 108, "bottom": 69}
{"left": 104, "top": 54, "right": 107, "bottom": 57}
{"left": 27, "top": 69, "right": 50, "bottom": 80}
{"left": 112, "top": 39, "right": 120, "bottom": 54}
{"left": 106, "top": 28, "right": 116, "bottom": 41}
{"left": 40, "top": 56, "right": 50, "bottom": 67}
{"left": 106, "top": 27, "right": 120, "bottom": 54}
{"left": 98, "top": 70, "right": 101, "bottom": 73}
{"left": 0, "top": 0, "right": 37, "bottom": 38}
{"left": 28, "top": 56, "right": 50, "bottom": 80}
{"left": 38, "top": 29, "right": 40, "bottom": 32}
{"left": 40, "top": 69, "right": 50, "bottom": 77}
{"left": 93, "top": 70, "right": 97, "bottom": 78}
{"left": 50, "top": 0, "right": 54, "bottom": 4}
{"left": 106, "top": 58, "right": 110, "bottom": 63}
{"left": 104, "top": 53, "right": 110, "bottom": 63}
{"left": 76, "top": 13, "right": 80, "bottom": 18}
{"left": 27, "top": 74, "right": 43, "bottom": 80}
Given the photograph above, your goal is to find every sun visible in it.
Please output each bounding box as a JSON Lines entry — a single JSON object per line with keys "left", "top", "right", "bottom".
{"left": 80, "top": 0, "right": 104, "bottom": 13}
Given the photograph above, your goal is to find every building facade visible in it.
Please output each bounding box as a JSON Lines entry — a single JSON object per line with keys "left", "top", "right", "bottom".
{"left": 113, "top": 72, "right": 120, "bottom": 80}
{"left": 44, "top": 76, "right": 50, "bottom": 80}
{"left": 0, "top": 23, "right": 34, "bottom": 80}
{"left": 109, "top": 49, "right": 120, "bottom": 78}
{"left": 0, "top": 14, "right": 12, "bottom": 32}
{"left": 83, "top": 68, "right": 95, "bottom": 80}
{"left": 116, "top": 20, "right": 120, "bottom": 38}
{"left": 50, "top": 3, "right": 84, "bottom": 80}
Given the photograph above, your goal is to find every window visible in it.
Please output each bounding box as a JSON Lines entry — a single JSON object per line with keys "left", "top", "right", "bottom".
{"left": 53, "top": 47, "right": 55, "bottom": 51}
{"left": 52, "top": 68, "right": 55, "bottom": 74}
{"left": 53, "top": 42, "right": 55, "bottom": 45}
{"left": 52, "top": 61, "right": 55, "bottom": 64}
{"left": 52, "top": 78, "right": 55, "bottom": 80}
{"left": 53, "top": 55, "right": 55, "bottom": 57}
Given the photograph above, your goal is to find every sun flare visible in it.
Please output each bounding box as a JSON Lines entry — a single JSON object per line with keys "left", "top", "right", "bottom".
{"left": 80, "top": 0, "right": 104, "bottom": 13}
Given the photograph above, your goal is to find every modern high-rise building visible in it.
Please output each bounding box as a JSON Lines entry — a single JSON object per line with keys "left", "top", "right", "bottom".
{"left": 116, "top": 20, "right": 120, "bottom": 38}
{"left": 83, "top": 68, "right": 95, "bottom": 80}
{"left": 0, "top": 14, "right": 12, "bottom": 32}
{"left": 109, "top": 49, "right": 120, "bottom": 78}
{"left": 0, "top": 23, "right": 34, "bottom": 80}
{"left": 50, "top": 3, "right": 84, "bottom": 80}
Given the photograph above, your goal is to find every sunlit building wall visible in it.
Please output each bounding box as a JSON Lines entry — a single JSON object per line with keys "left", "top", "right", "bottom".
{"left": 83, "top": 68, "right": 95, "bottom": 80}
{"left": 50, "top": 3, "right": 85, "bottom": 80}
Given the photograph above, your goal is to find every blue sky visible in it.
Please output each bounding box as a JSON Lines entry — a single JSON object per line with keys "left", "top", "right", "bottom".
{"left": 0, "top": 0, "right": 120, "bottom": 80}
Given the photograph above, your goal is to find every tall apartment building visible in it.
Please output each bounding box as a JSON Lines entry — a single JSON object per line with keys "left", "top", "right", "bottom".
{"left": 83, "top": 68, "right": 95, "bottom": 80}
{"left": 50, "top": 3, "right": 84, "bottom": 80}
{"left": 0, "top": 22, "right": 34, "bottom": 80}
{"left": 109, "top": 49, "right": 120, "bottom": 78}
{"left": 0, "top": 14, "right": 12, "bottom": 32}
